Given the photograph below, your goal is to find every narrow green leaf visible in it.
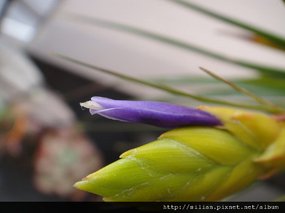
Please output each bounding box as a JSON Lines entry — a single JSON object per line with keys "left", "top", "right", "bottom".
{"left": 65, "top": 14, "right": 285, "bottom": 78}
{"left": 55, "top": 53, "right": 284, "bottom": 113}
{"left": 243, "top": 77, "right": 285, "bottom": 92}
{"left": 154, "top": 76, "right": 217, "bottom": 85}
{"left": 154, "top": 75, "right": 285, "bottom": 95}
{"left": 167, "top": 0, "right": 285, "bottom": 49}
{"left": 247, "top": 35, "right": 285, "bottom": 52}
{"left": 199, "top": 67, "right": 285, "bottom": 112}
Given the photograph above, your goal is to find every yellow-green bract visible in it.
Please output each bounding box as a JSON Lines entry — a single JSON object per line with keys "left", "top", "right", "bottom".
{"left": 75, "top": 106, "right": 285, "bottom": 201}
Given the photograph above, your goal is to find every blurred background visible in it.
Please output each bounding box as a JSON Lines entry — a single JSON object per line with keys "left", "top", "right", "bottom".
{"left": 0, "top": 0, "right": 285, "bottom": 201}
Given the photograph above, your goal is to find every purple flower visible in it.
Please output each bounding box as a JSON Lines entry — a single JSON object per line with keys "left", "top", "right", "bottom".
{"left": 80, "top": 97, "right": 222, "bottom": 128}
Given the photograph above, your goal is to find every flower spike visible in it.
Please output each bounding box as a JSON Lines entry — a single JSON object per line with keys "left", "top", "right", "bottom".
{"left": 75, "top": 105, "right": 285, "bottom": 201}
{"left": 80, "top": 97, "right": 222, "bottom": 128}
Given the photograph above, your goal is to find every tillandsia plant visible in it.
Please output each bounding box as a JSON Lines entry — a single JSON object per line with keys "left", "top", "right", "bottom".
{"left": 73, "top": 97, "right": 285, "bottom": 201}
{"left": 55, "top": 0, "right": 285, "bottom": 201}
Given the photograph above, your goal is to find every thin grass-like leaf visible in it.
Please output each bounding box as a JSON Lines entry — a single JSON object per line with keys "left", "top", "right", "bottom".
{"left": 214, "top": 30, "right": 285, "bottom": 52}
{"left": 199, "top": 67, "right": 285, "bottom": 112}
{"left": 248, "top": 35, "right": 285, "bottom": 52}
{"left": 55, "top": 53, "right": 284, "bottom": 113}
{"left": 65, "top": 14, "right": 285, "bottom": 78}
{"left": 167, "top": 0, "right": 285, "bottom": 49}
{"left": 155, "top": 75, "right": 285, "bottom": 94}
{"left": 243, "top": 77, "right": 285, "bottom": 92}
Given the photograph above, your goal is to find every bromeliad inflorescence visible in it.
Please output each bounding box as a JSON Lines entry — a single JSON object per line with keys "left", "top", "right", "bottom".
{"left": 75, "top": 97, "right": 285, "bottom": 201}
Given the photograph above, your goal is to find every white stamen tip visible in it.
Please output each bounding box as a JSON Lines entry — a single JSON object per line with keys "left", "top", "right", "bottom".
{"left": 80, "top": 101, "right": 102, "bottom": 110}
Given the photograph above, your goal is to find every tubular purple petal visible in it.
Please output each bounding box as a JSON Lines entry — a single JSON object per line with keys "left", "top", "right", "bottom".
{"left": 82, "top": 97, "right": 222, "bottom": 128}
